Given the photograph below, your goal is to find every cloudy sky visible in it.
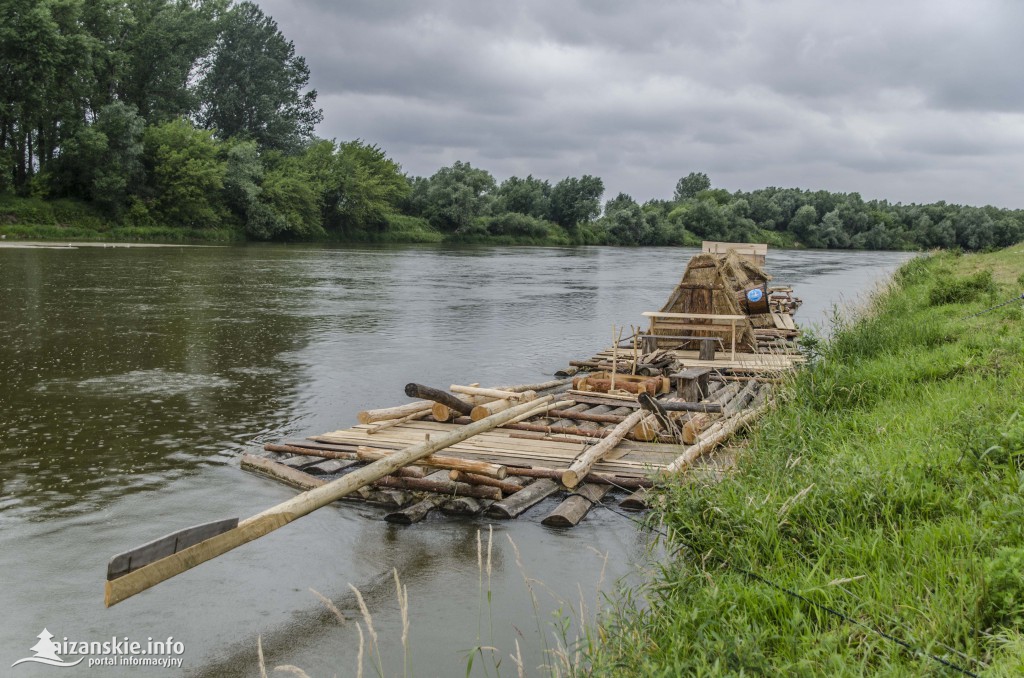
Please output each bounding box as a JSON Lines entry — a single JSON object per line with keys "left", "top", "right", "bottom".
{"left": 257, "top": 0, "right": 1024, "bottom": 208}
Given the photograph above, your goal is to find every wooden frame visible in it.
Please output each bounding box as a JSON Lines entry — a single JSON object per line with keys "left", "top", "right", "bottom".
{"left": 642, "top": 311, "right": 746, "bottom": 360}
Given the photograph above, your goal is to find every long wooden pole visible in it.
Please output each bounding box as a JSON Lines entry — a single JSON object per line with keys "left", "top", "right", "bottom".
{"left": 560, "top": 409, "right": 646, "bottom": 488}
{"left": 104, "top": 395, "right": 553, "bottom": 607}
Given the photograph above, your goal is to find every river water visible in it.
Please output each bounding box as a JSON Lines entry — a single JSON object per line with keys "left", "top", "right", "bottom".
{"left": 0, "top": 244, "right": 911, "bottom": 676}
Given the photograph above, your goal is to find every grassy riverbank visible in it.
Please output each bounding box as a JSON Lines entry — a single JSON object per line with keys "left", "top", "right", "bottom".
{"left": 590, "top": 245, "right": 1024, "bottom": 675}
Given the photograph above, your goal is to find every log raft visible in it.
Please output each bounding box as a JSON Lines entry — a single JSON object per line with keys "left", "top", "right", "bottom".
{"left": 243, "top": 371, "right": 776, "bottom": 529}
{"left": 102, "top": 243, "right": 802, "bottom": 608}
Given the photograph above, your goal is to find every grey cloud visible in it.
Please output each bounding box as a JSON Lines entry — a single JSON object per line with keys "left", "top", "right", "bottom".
{"left": 258, "top": 0, "right": 1024, "bottom": 208}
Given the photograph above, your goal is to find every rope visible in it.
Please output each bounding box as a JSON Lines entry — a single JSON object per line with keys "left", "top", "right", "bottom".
{"left": 586, "top": 498, "right": 981, "bottom": 677}
{"left": 961, "top": 292, "right": 1024, "bottom": 320}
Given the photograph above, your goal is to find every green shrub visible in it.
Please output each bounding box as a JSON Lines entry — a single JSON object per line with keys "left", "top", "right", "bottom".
{"left": 981, "top": 547, "right": 1024, "bottom": 630}
{"left": 929, "top": 270, "right": 997, "bottom": 305}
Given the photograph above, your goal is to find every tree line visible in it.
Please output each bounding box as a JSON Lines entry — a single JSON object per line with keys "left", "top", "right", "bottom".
{"left": 3, "top": 0, "right": 1022, "bottom": 250}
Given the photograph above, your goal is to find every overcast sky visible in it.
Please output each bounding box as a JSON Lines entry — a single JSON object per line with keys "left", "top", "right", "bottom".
{"left": 257, "top": 0, "right": 1024, "bottom": 209}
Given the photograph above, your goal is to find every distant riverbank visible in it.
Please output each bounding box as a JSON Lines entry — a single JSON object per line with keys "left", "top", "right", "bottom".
{"left": 588, "top": 244, "right": 1024, "bottom": 674}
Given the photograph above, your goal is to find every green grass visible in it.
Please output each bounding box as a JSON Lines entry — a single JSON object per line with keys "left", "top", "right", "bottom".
{"left": 589, "top": 246, "right": 1024, "bottom": 676}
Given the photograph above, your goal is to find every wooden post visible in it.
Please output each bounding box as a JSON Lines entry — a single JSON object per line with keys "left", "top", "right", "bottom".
{"left": 673, "top": 367, "right": 711, "bottom": 401}
{"left": 730, "top": 319, "right": 736, "bottom": 361}
{"left": 104, "top": 396, "right": 553, "bottom": 607}
{"left": 698, "top": 338, "right": 716, "bottom": 361}
{"left": 560, "top": 410, "right": 646, "bottom": 488}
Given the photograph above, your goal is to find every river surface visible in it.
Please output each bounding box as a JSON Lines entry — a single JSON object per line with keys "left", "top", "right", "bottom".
{"left": 0, "top": 244, "right": 912, "bottom": 676}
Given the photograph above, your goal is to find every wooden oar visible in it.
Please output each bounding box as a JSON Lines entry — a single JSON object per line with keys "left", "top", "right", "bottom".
{"left": 103, "top": 395, "right": 554, "bottom": 607}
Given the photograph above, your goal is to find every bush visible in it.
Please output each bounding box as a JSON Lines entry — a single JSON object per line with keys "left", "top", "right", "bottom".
{"left": 929, "top": 270, "right": 997, "bottom": 305}
{"left": 981, "top": 547, "right": 1024, "bottom": 630}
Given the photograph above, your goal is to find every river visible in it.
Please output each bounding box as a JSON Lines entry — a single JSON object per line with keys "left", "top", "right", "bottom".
{"left": 0, "top": 244, "right": 912, "bottom": 676}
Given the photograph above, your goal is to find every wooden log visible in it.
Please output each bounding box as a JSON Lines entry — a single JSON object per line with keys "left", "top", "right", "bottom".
{"left": 440, "top": 496, "right": 488, "bottom": 516}
{"left": 358, "top": 401, "right": 432, "bottom": 425}
{"left": 547, "top": 408, "right": 627, "bottom": 424}
{"left": 708, "top": 382, "right": 742, "bottom": 405}
{"left": 364, "top": 472, "right": 503, "bottom": 500}
{"left": 504, "top": 398, "right": 576, "bottom": 425}
{"left": 355, "top": 446, "right": 507, "bottom": 480}
{"left": 496, "top": 420, "right": 673, "bottom": 443}
{"left": 362, "top": 489, "right": 411, "bottom": 508}
{"left": 619, "top": 488, "right": 649, "bottom": 511}
{"left": 723, "top": 380, "right": 759, "bottom": 416}
{"left": 405, "top": 383, "right": 475, "bottom": 416}
{"left": 506, "top": 466, "right": 653, "bottom": 489}
{"left": 384, "top": 471, "right": 450, "bottom": 524}
{"left": 638, "top": 393, "right": 682, "bottom": 443}
{"left": 450, "top": 385, "right": 528, "bottom": 400}
{"left": 266, "top": 443, "right": 357, "bottom": 460}
{"left": 303, "top": 459, "right": 358, "bottom": 475}
{"left": 470, "top": 390, "right": 537, "bottom": 420}
{"left": 561, "top": 410, "right": 647, "bottom": 488}
{"left": 682, "top": 413, "right": 715, "bottom": 444}
{"left": 448, "top": 470, "right": 524, "bottom": 494}
{"left": 566, "top": 390, "right": 640, "bottom": 406}
{"left": 487, "top": 478, "right": 560, "bottom": 519}
{"left": 541, "top": 483, "right": 610, "bottom": 527}
{"left": 385, "top": 496, "right": 444, "bottom": 525}
{"left": 576, "top": 378, "right": 656, "bottom": 396}
{"left": 630, "top": 413, "right": 661, "bottom": 443}
{"left": 550, "top": 403, "right": 593, "bottom": 429}
{"left": 656, "top": 400, "right": 723, "bottom": 413}
{"left": 280, "top": 440, "right": 360, "bottom": 453}
{"left": 494, "top": 378, "right": 573, "bottom": 393}
{"left": 105, "top": 396, "right": 552, "bottom": 607}
{"left": 664, "top": 401, "right": 770, "bottom": 474}
{"left": 242, "top": 454, "right": 327, "bottom": 490}
{"left": 368, "top": 409, "right": 430, "bottom": 434}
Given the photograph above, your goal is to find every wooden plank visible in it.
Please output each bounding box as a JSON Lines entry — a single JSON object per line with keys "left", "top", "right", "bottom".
{"left": 643, "top": 311, "right": 746, "bottom": 320}
{"left": 487, "top": 478, "right": 560, "bottom": 519}
{"left": 107, "top": 518, "right": 239, "bottom": 581}
{"left": 541, "top": 483, "right": 610, "bottom": 527}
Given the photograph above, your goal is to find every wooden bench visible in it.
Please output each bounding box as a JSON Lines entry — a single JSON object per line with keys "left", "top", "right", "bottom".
{"left": 635, "top": 334, "right": 722, "bottom": 359}
{"left": 642, "top": 311, "right": 746, "bottom": 361}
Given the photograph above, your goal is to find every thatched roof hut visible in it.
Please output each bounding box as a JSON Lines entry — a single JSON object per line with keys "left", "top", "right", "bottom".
{"left": 656, "top": 249, "right": 773, "bottom": 351}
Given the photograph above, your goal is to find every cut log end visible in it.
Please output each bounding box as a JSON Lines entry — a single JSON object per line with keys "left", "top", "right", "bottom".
{"left": 561, "top": 469, "right": 581, "bottom": 489}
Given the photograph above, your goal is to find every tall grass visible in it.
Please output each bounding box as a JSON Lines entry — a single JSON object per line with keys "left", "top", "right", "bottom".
{"left": 588, "top": 246, "right": 1024, "bottom": 675}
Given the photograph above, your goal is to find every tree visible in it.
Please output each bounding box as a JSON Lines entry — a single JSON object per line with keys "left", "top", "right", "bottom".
{"left": 323, "top": 140, "right": 409, "bottom": 233}
{"left": 673, "top": 172, "right": 711, "bottom": 201}
{"left": 494, "top": 175, "right": 551, "bottom": 219}
{"left": 413, "top": 161, "right": 495, "bottom": 233}
{"left": 113, "top": 0, "right": 224, "bottom": 122}
{"left": 197, "top": 1, "right": 321, "bottom": 150}
{"left": 547, "top": 175, "right": 603, "bottom": 230}
{"left": 142, "top": 118, "right": 226, "bottom": 227}
{"left": 788, "top": 204, "right": 820, "bottom": 246}
{"left": 50, "top": 101, "right": 145, "bottom": 215}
